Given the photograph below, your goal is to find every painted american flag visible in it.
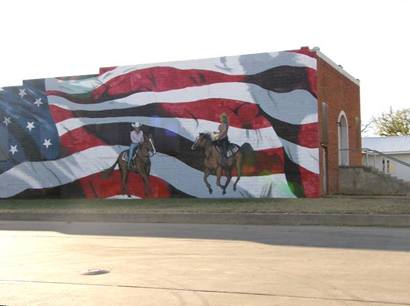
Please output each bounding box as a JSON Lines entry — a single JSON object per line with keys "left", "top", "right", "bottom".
{"left": 0, "top": 50, "right": 319, "bottom": 199}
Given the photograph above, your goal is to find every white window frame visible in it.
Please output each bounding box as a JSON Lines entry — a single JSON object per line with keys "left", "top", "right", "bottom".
{"left": 338, "top": 111, "right": 350, "bottom": 166}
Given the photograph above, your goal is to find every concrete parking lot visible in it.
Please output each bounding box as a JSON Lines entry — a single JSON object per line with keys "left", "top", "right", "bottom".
{"left": 1, "top": 222, "right": 410, "bottom": 305}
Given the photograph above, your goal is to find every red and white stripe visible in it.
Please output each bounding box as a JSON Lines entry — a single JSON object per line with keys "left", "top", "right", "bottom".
{"left": 46, "top": 51, "right": 316, "bottom": 96}
{"left": 1, "top": 51, "right": 320, "bottom": 198}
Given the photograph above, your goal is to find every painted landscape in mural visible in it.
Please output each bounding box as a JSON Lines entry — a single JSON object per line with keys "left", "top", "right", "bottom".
{"left": 0, "top": 51, "right": 319, "bottom": 199}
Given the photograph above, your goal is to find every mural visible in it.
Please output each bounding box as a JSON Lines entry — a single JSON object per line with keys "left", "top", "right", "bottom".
{"left": 0, "top": 51, "right": 319, "bottom": 199}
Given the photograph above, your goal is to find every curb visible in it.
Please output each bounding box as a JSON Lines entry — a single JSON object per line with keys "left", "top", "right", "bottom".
{"left": 1, "top": 212, "right": 410, "bottom": 227}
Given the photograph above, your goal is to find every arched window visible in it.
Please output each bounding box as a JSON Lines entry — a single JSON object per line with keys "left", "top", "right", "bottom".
{"left": 338, "top": 111, "right": 349, "bottom": 166}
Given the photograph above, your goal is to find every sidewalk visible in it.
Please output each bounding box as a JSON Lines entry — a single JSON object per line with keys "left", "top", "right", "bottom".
{"left": 2, "top": 211, "right": 410, "bottom": 227}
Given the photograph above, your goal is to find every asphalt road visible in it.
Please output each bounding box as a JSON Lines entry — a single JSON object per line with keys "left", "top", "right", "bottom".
{"left": 1, "top": 221, "right": 410, "bottom": 305}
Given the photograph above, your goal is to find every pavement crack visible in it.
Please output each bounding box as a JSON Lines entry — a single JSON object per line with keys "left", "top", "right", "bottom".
{"left": 1, "top": 279, "right": 409, "bottom": 305}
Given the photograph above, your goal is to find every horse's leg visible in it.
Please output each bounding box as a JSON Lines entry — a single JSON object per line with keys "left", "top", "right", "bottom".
{"left": 118, "top": 155, "right": 131, "bottom": 197}
{"left": 216, "top": 166, "right": 224, "bottom": 192}
{"left": 120, "top": 164, "right": 128, "bottom": 194}
{"left": 118, "top": 161, "right": 126, "bottom": 195}
{"left": 203, "top": 168, "right": 213, "bottom": 194}
{"left": 223, "top": 167, "right": 232, "bottom": 195}
{"left": 233, "top": 154, "right": 242, "bottom": 191}
{"left": 144, "top": 163, "right": 152, "bottom": 197}
{"left": 141, "top": 171, "right": 150, "bottom": 198}
{"left": 124, "top": 170, "right": 131, "bottom": 198}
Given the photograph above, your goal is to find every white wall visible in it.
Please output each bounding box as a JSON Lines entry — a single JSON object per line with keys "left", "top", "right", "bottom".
{"left": 363, "top": 153, "right": 410, "bottom": 182}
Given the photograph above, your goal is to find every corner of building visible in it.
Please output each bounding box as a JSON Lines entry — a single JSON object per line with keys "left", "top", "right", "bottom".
{"left": 310, "top": 47, "right": 361, "bottom": 195}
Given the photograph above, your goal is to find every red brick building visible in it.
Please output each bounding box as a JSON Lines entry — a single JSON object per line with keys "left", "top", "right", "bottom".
{"left": 312, "top": 47, "right": 361, "bottom": 194}
{"left": 0, "top": 48, "right": 360, "bottom": 199}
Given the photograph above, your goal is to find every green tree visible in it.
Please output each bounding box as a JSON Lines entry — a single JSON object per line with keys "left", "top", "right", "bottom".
{"left": 373, "top": 107, "right": 410, "bottom": 136}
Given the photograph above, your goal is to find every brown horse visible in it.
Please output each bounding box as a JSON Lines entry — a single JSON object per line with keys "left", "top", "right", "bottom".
{"left": 103, "top": 135, "right": 156, "bottom": 197}
{"left": 191, "top": 133, "right": 252, "bottom": 195}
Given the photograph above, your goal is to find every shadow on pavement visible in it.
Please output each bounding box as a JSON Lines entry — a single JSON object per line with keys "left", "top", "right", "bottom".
{"left": 1, "top": 221, "right": 410, "bottom": 252}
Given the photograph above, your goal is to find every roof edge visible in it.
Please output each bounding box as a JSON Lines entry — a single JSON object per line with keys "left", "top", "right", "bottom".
{"left": 312, "top": 47, "right": 360, "bottom": 86}
{"left": 364, "top": 151, "right": 410, "bottom": 155}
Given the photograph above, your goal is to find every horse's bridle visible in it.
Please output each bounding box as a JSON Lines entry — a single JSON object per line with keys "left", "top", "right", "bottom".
{"left": 148, "top": 137, "right": 157, "bottom": 157}
{"left": 191, "top": 136, "right": 200, "bottom": 150}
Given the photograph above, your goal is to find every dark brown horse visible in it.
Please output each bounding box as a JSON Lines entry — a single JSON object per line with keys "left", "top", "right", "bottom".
{"left": 191, "top": 133, "right": 252, "bottom": 195}
{"left": 103, "top": 135, "right": 156, "bottom": 197}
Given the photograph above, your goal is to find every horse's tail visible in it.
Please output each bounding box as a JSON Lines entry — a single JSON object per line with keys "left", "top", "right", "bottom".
{"left": 239, "top": 142, "right": 255, "bottom": 162}
{"left": 101, "top": 157, "right": 119, "bottom": 179}
{"left": 232, "top": 143, "right": 254, "bottom": 191}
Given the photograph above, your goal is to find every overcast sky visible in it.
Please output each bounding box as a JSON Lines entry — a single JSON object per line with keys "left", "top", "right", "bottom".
{"left": 0, "top": 0, "right": 408, "bottom": 136}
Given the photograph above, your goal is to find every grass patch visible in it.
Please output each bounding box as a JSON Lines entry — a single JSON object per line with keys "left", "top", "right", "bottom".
{"left": 0, "top": 197, "right": 410, "bottom": 215}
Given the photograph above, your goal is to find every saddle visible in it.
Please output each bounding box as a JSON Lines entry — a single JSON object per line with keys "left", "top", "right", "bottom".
{"left": 216, "top": 143, "right": 239, "bottom": 159}
{"left": 122, "top": 150, "right": 139, "bottom": 167}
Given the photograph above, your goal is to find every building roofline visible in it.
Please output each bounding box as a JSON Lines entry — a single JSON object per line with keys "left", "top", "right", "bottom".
{"left": 385, "top": 151, "right": 410, "bottom": 155}
{"left": 312, "top": 47, "right": 360, "bottom": 86}
{"left": 363, "top": 150, "right": 410, "bottom": 155}
{"left": 363, "top": 136, "right": 410, "bottom": 139}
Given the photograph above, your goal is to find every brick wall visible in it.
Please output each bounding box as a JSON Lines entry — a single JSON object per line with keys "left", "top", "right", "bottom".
{"left": 316, "top": 56, "right": 361, "bottom": 194}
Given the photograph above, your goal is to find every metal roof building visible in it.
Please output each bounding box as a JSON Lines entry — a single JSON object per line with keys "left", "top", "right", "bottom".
{"left": 363, "top": 136, "right": 410, "bottom": 154}
{"left": 362, "top": 136, "right": 410, "bottom": 182}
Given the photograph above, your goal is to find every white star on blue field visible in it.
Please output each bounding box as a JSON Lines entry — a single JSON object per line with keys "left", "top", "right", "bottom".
{"left": 0, "top": 79, "right": 59, "bottom": 172}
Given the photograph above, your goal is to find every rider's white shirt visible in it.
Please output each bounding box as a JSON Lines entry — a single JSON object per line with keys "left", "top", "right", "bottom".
{"left": 130, "top": 130, "right": 144, "bottom": 143}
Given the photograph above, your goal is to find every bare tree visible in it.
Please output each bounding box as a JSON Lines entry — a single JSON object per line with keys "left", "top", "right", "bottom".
{"left": 361, "top": 119, "right": 374, "bottom": 134}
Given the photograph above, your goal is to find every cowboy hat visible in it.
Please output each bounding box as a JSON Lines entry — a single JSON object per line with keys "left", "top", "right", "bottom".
{"left": 131, "top": 122, "right": 142, "bottom": 128}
